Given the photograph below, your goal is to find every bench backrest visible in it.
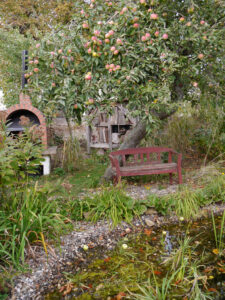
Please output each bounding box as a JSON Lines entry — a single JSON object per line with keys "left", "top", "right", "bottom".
{"left": 110, "top": 147, "right": 175, "bottom": 166}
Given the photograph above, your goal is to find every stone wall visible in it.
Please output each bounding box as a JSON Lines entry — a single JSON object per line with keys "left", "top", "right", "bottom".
{"left": 51, "top": 117, "right": 86, "bottom": 143}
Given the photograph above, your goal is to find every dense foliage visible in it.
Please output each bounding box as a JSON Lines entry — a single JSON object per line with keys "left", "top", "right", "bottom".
{"left": 0, "top": 0, "right": 76, "bottom": 35}
{"left": 0, "top": 125, "right": 43, "bottom": 199}
{"left": 0, "top": 28, "right": 31, "bottom": 106}
{"left": 26, "top": 0, "right": 224, "bottom": 131}
{"left": 0, "top": 126, "right": 70, "bottom": 271}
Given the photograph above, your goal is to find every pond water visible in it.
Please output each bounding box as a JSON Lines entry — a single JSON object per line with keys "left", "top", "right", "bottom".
{"left": 45, "top": 215, "right": 225, "bottom": 299}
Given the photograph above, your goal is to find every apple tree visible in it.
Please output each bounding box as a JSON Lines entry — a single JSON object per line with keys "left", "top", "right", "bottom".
{"left": 27, "top": 0, "right": 224, "bottom": 175}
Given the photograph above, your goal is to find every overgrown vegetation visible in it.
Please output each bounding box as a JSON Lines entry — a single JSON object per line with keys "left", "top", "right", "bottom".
{"left": 147, "top": 101, "right": 225, "bottom": 162}
{"left": 0, "top": 127, "right": 71, "bottom": 274}
{"left": 148, "top": 173, "right": 225, "bottom": 218}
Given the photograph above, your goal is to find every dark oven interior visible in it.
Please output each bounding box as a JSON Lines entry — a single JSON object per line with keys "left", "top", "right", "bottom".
{"left": 6, "top": 109, "right": 40, "bottom": 135}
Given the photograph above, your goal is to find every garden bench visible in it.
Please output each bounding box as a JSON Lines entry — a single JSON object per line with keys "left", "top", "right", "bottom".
{"left": 109, "top": 147, "right": 182, "bottom": 184}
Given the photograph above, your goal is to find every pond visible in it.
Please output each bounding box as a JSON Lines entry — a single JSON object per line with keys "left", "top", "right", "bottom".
{"left": 45, "top": 214, "right": 225, "bottom": 299}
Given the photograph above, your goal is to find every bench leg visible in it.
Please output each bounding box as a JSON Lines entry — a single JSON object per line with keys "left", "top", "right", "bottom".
{"left": 113, "top": 175, "right": 121, "bottom": 185}
{"left": 178, "top": 168, "right": 182, "bottom": 184}
{"left": 113, "top": 175, "right": 118, "bottom": 186}
{"left": 169, "top": 173, "right": 173, "bottom": 185}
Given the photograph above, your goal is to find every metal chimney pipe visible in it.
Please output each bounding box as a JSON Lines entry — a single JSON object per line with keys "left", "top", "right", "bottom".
{"left": 21, "top": 50, "right": 28, "bottom": 89}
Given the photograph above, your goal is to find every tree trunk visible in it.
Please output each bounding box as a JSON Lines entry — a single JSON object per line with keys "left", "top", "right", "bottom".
{"left": 65, "top": 115, "right": 73, "bottom": 140}
{"left": 102, "top": 120, "right": 147, "bottom": 182}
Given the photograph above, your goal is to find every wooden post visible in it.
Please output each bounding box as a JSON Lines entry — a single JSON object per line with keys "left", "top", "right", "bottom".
{"left": 108, "top": 124, "right": 112, "bottom": 151}
{"left": 86, "top": 125, "right": 92, "bottom": 154}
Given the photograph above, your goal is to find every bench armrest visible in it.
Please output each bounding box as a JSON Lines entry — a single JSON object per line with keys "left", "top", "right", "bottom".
{"left": 169, "top": 150, "right": 182, "bottom": 165}
{"left": 171, "top": 151, "right": 182, "bottom": 167}
{"left": 109, "top": 155, "right": 120, "bottom": 174}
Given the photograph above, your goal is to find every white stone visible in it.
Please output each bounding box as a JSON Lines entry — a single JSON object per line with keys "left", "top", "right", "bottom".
{"left": 41, "top": 156, "right": 51, "bottom": 175}
{"left": 145, "top": 219, "right": 155, "bottom": 227}
{"left": 0, "top": 90, "right": 6, "bottom": 110}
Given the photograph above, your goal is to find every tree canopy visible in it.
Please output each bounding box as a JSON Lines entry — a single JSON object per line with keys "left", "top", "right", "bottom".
{"left": 25, "top": 0, "right": 224, "bottom": 131}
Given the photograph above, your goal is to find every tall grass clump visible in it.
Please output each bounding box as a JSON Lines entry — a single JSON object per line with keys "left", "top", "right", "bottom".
{"left": 73, "top": 186, "right": 151, "bottom": 227}
{"left": 148, "top": 172, "right": 225, "bottom": 219}
{"left": 212, "top": 210, "right": 225, "bottom": 255}
{"left": 0, "top": 183, "right": 70, "bottom": 269}
{"left": 61, "top": 136, "right": 81, "bottom": 172}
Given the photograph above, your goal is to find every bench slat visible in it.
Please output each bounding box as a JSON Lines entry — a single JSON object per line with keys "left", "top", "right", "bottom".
{"left": 120, "top": 162, "right": 177, "bottom": 173}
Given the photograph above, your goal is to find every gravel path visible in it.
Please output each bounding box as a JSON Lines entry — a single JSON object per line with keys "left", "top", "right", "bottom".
{"left": 11, "top": 185, "right": 225, "bottom": 300}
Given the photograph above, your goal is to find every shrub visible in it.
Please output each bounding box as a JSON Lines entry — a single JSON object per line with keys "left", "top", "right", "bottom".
{"left": 148, "top": 195, "right": 173, "bottom": 216}
{"left": 0, "top": 126, "right": 70, "bottom": 270}
{"left": 0, "top": 126, "right": 44, "bottom": 204}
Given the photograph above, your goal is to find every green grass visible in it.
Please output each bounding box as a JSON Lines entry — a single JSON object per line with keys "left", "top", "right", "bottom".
{"left": 42, "top": 156, "right": 107, "bottom": 198}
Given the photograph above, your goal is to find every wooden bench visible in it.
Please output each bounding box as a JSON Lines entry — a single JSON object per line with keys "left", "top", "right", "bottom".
{"left": 109, "top": 147, "right": 182, "bottom": 184}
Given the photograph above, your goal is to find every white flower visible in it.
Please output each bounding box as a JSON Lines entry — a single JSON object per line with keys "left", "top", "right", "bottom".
{"left": 179, "top": 217, "right": 184, "bottom": 221}
{"left": 122, "top": 243, "right": 128, "bottom": 249}
{"left": 162, "top": 231, "right": 167, "bottom": 235}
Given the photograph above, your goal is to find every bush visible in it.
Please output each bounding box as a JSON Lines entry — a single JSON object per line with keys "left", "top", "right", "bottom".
{"left": 0, "top": 125, "right": 44, "bottom": 204}
{"left": 148, "top": 194, "right": 173, "bottom": 216}
{"left": 146, "top": 101, "right": 225, "bottom": 162}
{"left": 0, "top": 126, "right": 71, "bottom": 270}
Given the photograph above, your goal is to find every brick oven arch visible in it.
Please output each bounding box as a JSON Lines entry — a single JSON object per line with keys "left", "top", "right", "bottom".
{"left": 5, "top": 96, "right": 47, "bottom": 147}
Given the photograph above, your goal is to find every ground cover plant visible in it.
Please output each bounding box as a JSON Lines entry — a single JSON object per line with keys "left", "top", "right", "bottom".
{"left": 67, "top": 166, "right": 225, "bottom": 224}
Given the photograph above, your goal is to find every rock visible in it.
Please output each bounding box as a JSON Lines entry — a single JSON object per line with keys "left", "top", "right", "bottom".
{"left": 145, "top": 219, "right": 155, "bottom": 227}
{"left": 97, "top": 149, "right": 105, "bottom": 156}
{"left": 96, "top": 283, "right": 104, "bottom": 291}
{"left": 83, "top": 212, "right": 92, "bottom": 220}
{"left": 145, "top": 208, "right": 158, "bottom": 215}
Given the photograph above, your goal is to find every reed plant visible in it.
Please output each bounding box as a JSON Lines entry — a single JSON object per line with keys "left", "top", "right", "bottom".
{"left": 131, "top": 268, "right": 178, "bottom": 300}
{"left": 162, "top": 236, "right": 192, "bottom": 281}
{"left": 211, "top": 210, "right": 225, "bottom": 255}
{"left": 61, "top": 136, "right": 81, "bottom": 172}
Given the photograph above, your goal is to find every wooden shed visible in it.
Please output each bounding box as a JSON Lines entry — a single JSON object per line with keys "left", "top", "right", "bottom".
{"left": 86, "top": 104, "right": 137, "bottom": 154}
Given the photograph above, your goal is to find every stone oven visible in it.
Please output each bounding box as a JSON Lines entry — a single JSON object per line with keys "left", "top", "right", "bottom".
{"left": 4, "top": 93, "right": 56, "bottom": 175}
{"left": 5, "top": 93, "right": 48, "bottom": 147}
